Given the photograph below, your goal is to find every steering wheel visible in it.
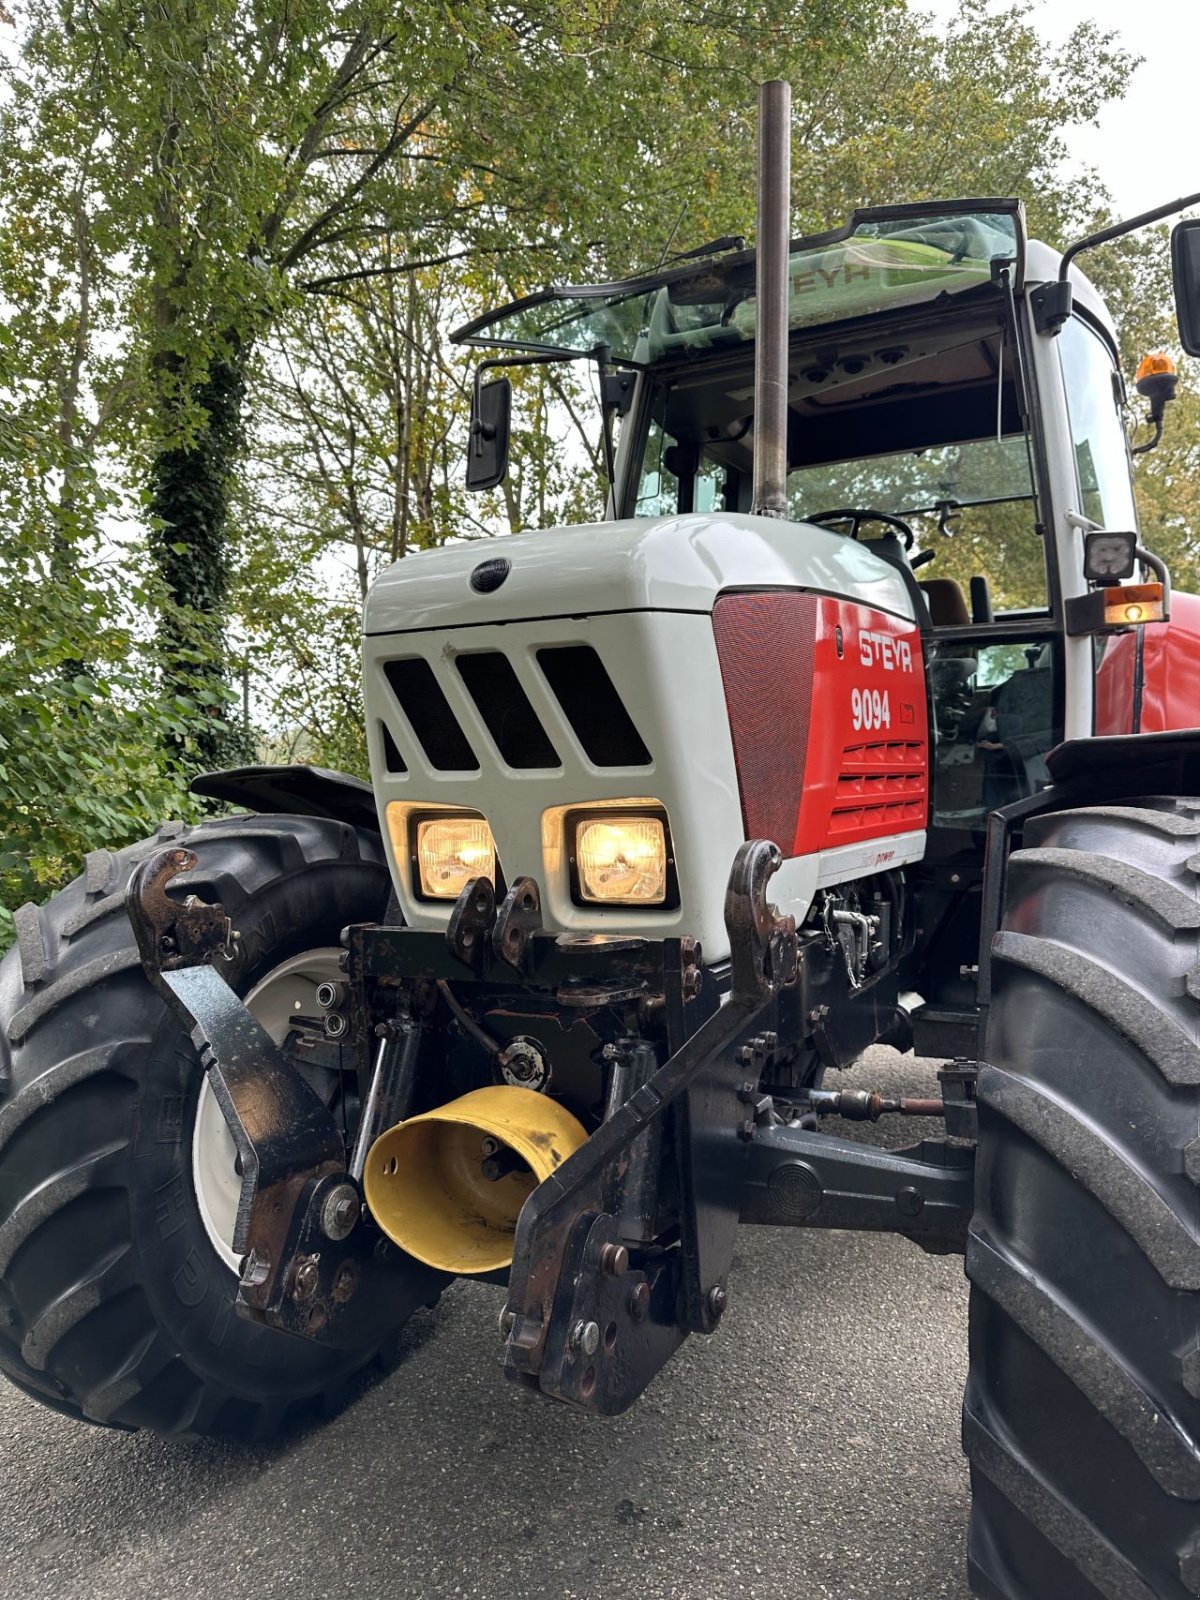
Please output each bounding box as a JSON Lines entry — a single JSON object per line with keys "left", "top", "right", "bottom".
{"left": 806, "top": 507, "right": 916, "bottom": 548}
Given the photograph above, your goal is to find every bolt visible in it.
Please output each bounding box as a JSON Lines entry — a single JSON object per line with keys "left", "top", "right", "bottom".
{"left": 293, "top": 1256, "right": 320, "bottom": 1301}
{"left": 895, "top": 1185, "right": 924, "bottom": 1218}
{"left": 738, "top": 1118, "right": 757, "bottom": 1142}
{"left": 242, "top": 1246, "right": 272, "bottom": 1288}
{"left": 629, "top": 1281, "right": 650, "bottom": 1322}
{"left": 570, "top": 1319, "right": 601, "bottom": 1356}
{"left": 706, "top": 1285, "right": 727, "bottom": 1322}
{"left": 599, "top": 1242, "right": 629, "bottom": 1278}
{"left": 320, "top": 1184, "right": 361, "bottom": 1242}
{"left": 737, "top": 1081, "right": 757, "bottom": 1103}
{"left": 498, "top": 1306, "right": 516, "bottom": 1340}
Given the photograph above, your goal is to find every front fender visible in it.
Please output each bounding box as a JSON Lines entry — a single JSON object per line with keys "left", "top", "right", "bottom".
{"left": 191, "top": 764, "right": 378, "bottom": 832}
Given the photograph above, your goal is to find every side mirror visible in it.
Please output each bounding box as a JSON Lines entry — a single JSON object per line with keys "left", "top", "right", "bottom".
{"left": 1170, "top": 218, "right": 1200, "bottom": 356}
{"left": 466, "top": 376, "right": 511, "bottom": 491}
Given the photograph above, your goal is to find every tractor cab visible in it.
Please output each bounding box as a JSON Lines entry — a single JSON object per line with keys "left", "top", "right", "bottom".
{"left": 453, "top": 198, "right": 1156, "bottom": 1049}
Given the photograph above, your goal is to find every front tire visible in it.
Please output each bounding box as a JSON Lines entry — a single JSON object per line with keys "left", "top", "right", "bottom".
{"left": 0, "top": 812, "right": 393, "bottom": 1439}
{"left": 966, "top": 800, "right": 1200, "bottom": 1598}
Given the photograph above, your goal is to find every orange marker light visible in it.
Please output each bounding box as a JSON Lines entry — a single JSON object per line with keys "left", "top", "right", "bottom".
{"left": 1135, "top": 354, "right": 1178, "bottom": 428}
{"left": 1102, "top": 583, "right": 1164, "bottom": 627}
{"left": 1135, "top": 352, "right": 1177, "bottom": 386}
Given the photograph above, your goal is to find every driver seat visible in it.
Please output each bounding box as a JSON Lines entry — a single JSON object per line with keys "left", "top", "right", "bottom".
{"left": 919, "top": 577, "right": 970, "bottom": 628}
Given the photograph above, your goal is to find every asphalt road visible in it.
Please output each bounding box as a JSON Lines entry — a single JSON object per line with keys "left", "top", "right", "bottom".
{"left": 0, "top": 1049, "right": 973, "bottom": 1600}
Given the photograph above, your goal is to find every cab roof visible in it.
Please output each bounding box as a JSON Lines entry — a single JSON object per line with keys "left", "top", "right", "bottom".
{"left": 453, "top": 200, "right": 1026, "bottom": 367}
{"left": 453, "top": 200, "right": 1118, "bottom": 365}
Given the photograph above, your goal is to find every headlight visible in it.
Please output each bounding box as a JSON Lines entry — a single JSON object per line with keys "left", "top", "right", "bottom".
{"left": 572, "top": 812, "right": 671, "bottom": 906}
{"left": 414, "top": 814, "right": 497, "bottom": 900}
{"left": 1083, "top": 530, "right": 1137, "bottom": 582}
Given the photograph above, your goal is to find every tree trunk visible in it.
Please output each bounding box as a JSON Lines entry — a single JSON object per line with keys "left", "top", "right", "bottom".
{"left": 147, "top": 349, "right": 252, "bottom": 770}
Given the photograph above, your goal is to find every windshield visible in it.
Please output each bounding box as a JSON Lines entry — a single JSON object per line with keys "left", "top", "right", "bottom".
{"left": 787, "top": 436, "right": 1033, "bottom": 520}
{"left": 455, "top": 204, "right": 1023, "bottom": 367}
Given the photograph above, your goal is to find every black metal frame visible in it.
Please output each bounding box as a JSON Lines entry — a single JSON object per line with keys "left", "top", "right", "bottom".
{"left": 125, "top": 849, "right": 444, "bottom": 1348}
{"left": 126, "top": 835, "right": 978, "bottom": 1417}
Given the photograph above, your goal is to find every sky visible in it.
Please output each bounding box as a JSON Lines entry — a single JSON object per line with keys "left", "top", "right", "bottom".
{"left": 925, "top": 0, "right": 1198, "bottom": 219}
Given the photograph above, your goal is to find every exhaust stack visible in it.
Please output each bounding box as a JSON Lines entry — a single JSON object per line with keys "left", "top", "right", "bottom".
{"left": 751, "top": 79, "right": 792, "bottom": 519}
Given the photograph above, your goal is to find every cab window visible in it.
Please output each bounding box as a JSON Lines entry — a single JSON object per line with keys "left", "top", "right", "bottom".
{"left": 1058, "top": 317, "right": 1138, "bottom": 532}
{"left": 629, "top": 303, "right": 1048, "bottom": 620}
{"left": 929, "top": 638, "right": 1061, "bottom": 829}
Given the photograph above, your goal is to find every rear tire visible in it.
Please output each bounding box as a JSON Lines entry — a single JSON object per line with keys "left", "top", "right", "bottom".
{"left": 966, "top": 800, "right": 1200, "bottom": 1599}
{"left": 0, "top": 812, "right": 394, "bottom": 1439}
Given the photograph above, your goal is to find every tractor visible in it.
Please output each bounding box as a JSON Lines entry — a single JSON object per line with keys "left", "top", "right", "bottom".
{"left": 3, "top": 82, "right": 1200, "bottom": 1599}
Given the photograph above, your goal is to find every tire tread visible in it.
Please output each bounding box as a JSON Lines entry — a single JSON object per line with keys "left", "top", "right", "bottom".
{"left": 0, "top": 811, "right": 391, "bottom": 1439}
{"left": 968, "top": 802, "right": 1200, "bottom": 1600}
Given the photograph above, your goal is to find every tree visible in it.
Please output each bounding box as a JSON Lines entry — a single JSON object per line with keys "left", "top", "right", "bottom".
{"left": 4, "top": 0, "right": 893, "bottom": 770}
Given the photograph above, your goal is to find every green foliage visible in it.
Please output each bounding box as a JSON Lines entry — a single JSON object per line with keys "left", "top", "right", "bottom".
{"left": 0, "top": 0, "right": 1194, "bottom": 952}
{"left": 148, "top": 352, "right": 254, "bottom": 769}
{"left": 0, "top": 476, "right": 199, "bottom": 937}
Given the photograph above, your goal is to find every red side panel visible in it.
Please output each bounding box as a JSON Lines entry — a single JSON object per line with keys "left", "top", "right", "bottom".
{"left": 1140, "top": 591, "right": 1200, "bottom": 731}
{"left": 713, "top": 592, "right": 928, "bottom": 855}
{"left": 1095, "top": 590, "right": 1200, "bottom": 735}
{"left": 1094, "top": 631, "right": 1136, "bottom": 736}
{"left": 711, "top": 592, "right": 817, "bottom": 848}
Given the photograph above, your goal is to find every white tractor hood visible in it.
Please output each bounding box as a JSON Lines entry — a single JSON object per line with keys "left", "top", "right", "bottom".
{"left": 362, "top": 512, "right": 916, "bottom": 636}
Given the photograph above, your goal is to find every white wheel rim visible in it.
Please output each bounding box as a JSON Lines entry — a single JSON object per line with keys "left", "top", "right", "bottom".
{"left": 191, "top": 947, "right": 346, "bottom": 1275}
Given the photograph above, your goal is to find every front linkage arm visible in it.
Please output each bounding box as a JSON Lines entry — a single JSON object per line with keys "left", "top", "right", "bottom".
{"left": 126, "top": 849, "right": 444, "bottom": 1347}
{"left": 500, "top": 839, "right": 800, "bottom": 1413}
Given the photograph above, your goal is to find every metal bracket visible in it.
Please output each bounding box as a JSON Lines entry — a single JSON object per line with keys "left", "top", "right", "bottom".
{"left": 938, "top": 1059, "right": 980, "bottom": 1142}
{"left": 676, "top": 845, "right": 799, "bottom": 1333}
{"left": 534, "top": 1213, "right": 684, "bottom": 1414}
{"left": 446, "top": 875, "right": 496, "bottom": 971}
{"left": 725, "top": 840, "right": 798, "bottom": 1000}
{"left": 500, "top": 839, "right": 799, "bottom": 1405}
{"left": 126, "top": 849, "right": 443, "bottom": 1343}
{"left": 253, "top": 1170, "right": 445, "bottom": 1349}
{"left": 127, "top": 851, "right": 346, "bottom": 1272}
{"left": 492, "top": 876, "right": 543, "bottom": 973}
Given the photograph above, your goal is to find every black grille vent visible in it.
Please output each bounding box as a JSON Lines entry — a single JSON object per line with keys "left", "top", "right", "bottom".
{"left": 379, "top": 721, "right": 407, "bottom": 773}
{"left": 456, "top": 652, "right": 560, "bottom": 769}
{"left": 383, "top": 658, "right": 478, "bottom": 771}
{"left": 536, "top": 646, "right": 651, "bottom": 767}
